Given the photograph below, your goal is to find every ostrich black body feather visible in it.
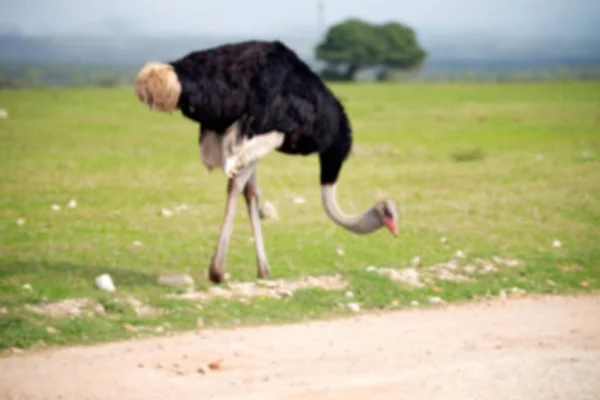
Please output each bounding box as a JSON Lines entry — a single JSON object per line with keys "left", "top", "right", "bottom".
{"left": 168, "top": 40, "right": 352, "bottom": 184}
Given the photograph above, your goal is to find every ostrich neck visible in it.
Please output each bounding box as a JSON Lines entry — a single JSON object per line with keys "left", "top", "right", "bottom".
{"left": 321, "top": 184, "right": 383, "bottom": 234}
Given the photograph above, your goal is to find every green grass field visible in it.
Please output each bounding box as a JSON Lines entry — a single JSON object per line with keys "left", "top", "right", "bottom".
{"left": 1, "top": 82, "right": 599, "bottom": 351}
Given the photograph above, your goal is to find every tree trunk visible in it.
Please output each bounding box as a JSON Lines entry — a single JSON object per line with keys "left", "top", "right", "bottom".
{"left": 344, "top": 63, "right": 359, "bottom": 81}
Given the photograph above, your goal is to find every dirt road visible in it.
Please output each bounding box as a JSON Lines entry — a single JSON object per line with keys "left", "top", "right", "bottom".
{"left": 1, "top": 294, "right": 599, "bottom": 400}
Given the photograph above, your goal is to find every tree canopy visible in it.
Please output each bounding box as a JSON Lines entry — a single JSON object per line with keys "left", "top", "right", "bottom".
{"left": 315, "top": 19, "right": 427, "bottom": 81}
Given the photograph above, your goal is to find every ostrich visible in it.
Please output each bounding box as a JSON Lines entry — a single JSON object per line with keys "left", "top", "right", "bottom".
{"left": 134, "top": 40, "right": 399, "bottom": 284}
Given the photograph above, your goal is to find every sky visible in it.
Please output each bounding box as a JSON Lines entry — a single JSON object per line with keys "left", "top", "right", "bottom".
{"left": 1, "top": 0, "right": 599, "bottom": 40}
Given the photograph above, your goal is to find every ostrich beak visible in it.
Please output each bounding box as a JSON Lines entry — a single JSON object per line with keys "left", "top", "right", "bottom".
{"left": 384, "top": 216, "right": 398, "bottom": 237}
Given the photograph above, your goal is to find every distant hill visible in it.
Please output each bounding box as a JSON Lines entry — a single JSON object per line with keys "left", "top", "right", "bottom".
{"left": 1, "top": 32, "right": 599, "bottom": 87}
{"left": 1, "top": 33, "right": 599, "bottom": 70}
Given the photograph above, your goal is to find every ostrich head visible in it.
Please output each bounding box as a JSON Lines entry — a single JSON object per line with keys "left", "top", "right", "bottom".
{"left": 374, "top": 199, "right": 399, "bottom": 237}
{"left": 134, "top": 61, "right": 182, "bottom": 113}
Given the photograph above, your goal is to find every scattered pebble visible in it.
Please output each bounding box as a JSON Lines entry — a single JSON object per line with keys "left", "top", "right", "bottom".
{"left": 46, "top": 326, "right": 58, "bottom": 335}
{"left": 259, "top": 201, "right": 278, "bottom": 220}
{"left": 197, "top": 318, "right": 205, "bottom": 328}
{"left": 292, "top": 196, "right": 306, "bottom": 205}
{"left": 11, "top": 348, "right": 24, "bottom": 355}
{"left": 347, "top": 302, "right": 361, "bottom": 312}
{"left": 336, "top": 247, "right": 345, "bottom": 256}
{"left": 498, "top": 290, "right": 507, "bottom": 299}
{"left": 552, "top": 240, "right": 562, "bottom": 248}
{"left": 0, "top": 307, "right": 8, "bottom": 314}
{"left": 68, "top": 199, "right": 77, "bottom": 208}
{"left": 580, "top": 281, "right": 589, "bottom": 288}
{"left": 132, "top": 240, "right": 143, "bottom": 247}
{"left": 22, "top": 283, "right": 32, "bottom": 291}
{"left": 51, "top": 204, "right": 61, "bottom": 212}
{"left": 366, "top": 266, "right": 377, "bottom": 273}
{"left": 160, "top": 208, "right": 173, "bottom": 217}
{"left": 428, "top": 296, "right": 444, "bottom": 305}
{"left": 410, "top": 300, "right": 419, "bottom": 307}
{"left": 492, "top": 256, "right": 520, "bottom": 267}
{"left": 123, "top": 324, "right": 137, "bottom": 332}
{"left": 157, "top": 274, "right": 195, "bottom": 288}
{"left": 95, "top": 273, "right": 116, "bottom": 292}
{"left": 510, "top": 287, "right": 527, "bottom": 296}
{"left": 94, "top": 304, "right": 106, "bottom": 314}
{"left": 0, "top": 108, "right": 8, "bottom": 119}
{"left": 410, "top": 256, "right": 421, "bottom": 268}
{"left": 197, "top": 366, "right": 209, "bottom": 375}
{"left": 440, "top": 237, "right": 448, "bottom": 244}
{"left": 345, "top": 291, "right": 354, "bottom": 298}
{"left": 277, "top": 288, "right": 293, "bottom": 298}
{"left": 378, "top": 267, "right": 424, "bottom": 287}
{"left": 16, "top": 218, "right": 25, "bottom": 226}
{"left": 454, "top": 250, "right": 465, "bottom": 259}
{"left": 208, "top": 358, "right": 224, "bottom": 371}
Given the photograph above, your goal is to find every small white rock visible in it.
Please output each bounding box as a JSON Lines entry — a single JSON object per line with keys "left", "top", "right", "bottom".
{"left": 16, "top": 218, "right": 25, "bottom": 226}
{"left": 157, "top": 274, "right": 195, "bottom": 288}
{"left": 410, "top": 300, "right": 419, "bottom": 307}
{"left": 366, "top": 266, "right": 377, "bottom": 273}
{"left": 428, "top": 296, "right": 444, "bottom": 305}
{"left": 347, "top": 302, "right": 360, "bottom": 312}
{"left": 95, "top": 273, "right": 116, "bottom": 292}
{"left": 277, "top": 289, "right": 293, "bottom": 298}
{"left": 440, "top": 237, "right": 448, "bottom": 244}
{"left": 345, "top": 291, "right": 354, "bottom": 298}
{"left": 132, "top": 240, "right": 143, "bottom": 247}
{"left": 499, "top": 290, "right": 507, "bottom": 299}
{"left": 51, "top": 204, "right": 61, "bottom": 212}
{"left": 22, "top": 283, "right": 32, "bottom": 291}
{"left": 292, "top": 196, "right": 306, "bottom": 204}
{"left": 259, "top": 201, "right": 279, "bottom": 220}
{"left": 336, "top": 247, "right": 345, "bottom": 256}
{"left": 0, "top": 109, "right": 8, "bottom": 119}
{"left": 410, "top": 256, "right": 421, "bottom": 268}
{"left": 67, "top": 199, "right": 77, "bottom": 208}
{"left": 552, "top": 240, "right": 562, "bottom": 248}
{"left": 454, "top": 250, "right": 465, "bottom": 259}
{"left": 160, "top": 208, "right": 173, "bottom": 217}
{"left": 504, "top": 258, "right": 520, "bottom": 267}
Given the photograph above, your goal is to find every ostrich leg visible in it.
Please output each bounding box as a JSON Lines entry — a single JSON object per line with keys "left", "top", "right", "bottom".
{"left": 208, "top": 162, "right": 257, "bottom": 284}
{"left": 243, "top": 171, "right": 271, "bottom": 279}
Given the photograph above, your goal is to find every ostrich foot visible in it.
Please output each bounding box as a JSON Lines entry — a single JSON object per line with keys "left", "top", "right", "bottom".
{"left": 257, "top": 262, "right": 271, "bottom": 279}
{"left": 208, "top": 260, "right": 226, "bottom": 284}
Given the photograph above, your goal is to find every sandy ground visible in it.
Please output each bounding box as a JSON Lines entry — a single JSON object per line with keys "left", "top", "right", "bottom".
{"left": 1, "top": 294, "right": 599, "bottom": 400}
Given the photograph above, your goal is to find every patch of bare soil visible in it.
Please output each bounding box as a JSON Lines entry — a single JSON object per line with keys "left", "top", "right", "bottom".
{"left": 24, "top": 296, "right": 161, "bottom": 318}
{"left": 372, "top": 255, "right": 521, "bottom": 288}
{"left": 166, "top": 274, "right": 349, "bottom": 302}
{"left": 25, "top": 298, "right": 97, "bottom": 318}
{"left": 2, "top": 294, "right": 599, "bottom": 400}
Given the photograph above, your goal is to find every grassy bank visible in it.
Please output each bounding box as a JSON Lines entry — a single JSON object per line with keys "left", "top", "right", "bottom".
{"left": 1, "top": 82, "right": 599, "bottom": 351}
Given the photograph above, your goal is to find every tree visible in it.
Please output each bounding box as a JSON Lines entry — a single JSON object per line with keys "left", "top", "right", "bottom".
{"left": 315, "top": 19, "right": 427, "bottom": 81}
